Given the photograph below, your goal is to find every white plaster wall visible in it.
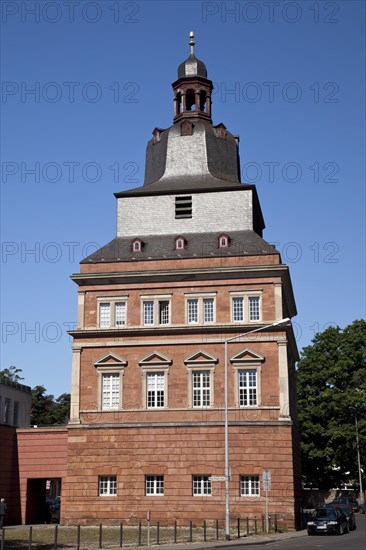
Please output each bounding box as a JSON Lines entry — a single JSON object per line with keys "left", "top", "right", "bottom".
{"left": 117, "top": 190, "right": 253, "bottom": 237}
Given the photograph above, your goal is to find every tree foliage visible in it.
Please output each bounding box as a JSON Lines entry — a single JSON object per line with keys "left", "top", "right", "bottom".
{"left": 1, "top": 366, "right": 70, "bottom": 426}
{"left": 297, "top": 319, "right": 366, "bottom": 489}
{"left": 0, "top": 365, "right": 24, "bottom": 383}
{"left": 31, "top": 386, "right": 70, "bottom": 426}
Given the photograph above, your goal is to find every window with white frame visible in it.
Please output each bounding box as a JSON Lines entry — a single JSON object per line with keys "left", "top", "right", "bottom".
{"left": 99, "top": 476, "right": 117, "bottom": 496}
{"left": 98, "top": 297, "right": 128, "bottom": 328}
{"left": 249, "top": 297, "right": 260, "bottom": 321}
{"left": 146, "top": 475, "right": 164, "bottom": 496}
{"left": 186, "top": 294, "right": 216, "bottom": 324}
{"left": 231, "top": 292, "right": 262, "bottom": 323}
{"left": 101, "top": 373, "right": 120, "bottom": 410}
{"left": 193, "top": 475, "right": 211, "bottom": 496}
{"left": 141, "top": 295, "right": 172, "bottom": 326}
{"left": 240, "top": 475, "right": 260, "bottom": 496}
{"left": 192, "top": 370, "right": 211, "bottom": 407}
{"left": 147, "top": 372, "right": 165, "bottom": 408}
{"left": 232, "top": 297, "right": 244, "bottom": 322}
{"left": 238, "top": 369, "right": 258, "bottom": 406}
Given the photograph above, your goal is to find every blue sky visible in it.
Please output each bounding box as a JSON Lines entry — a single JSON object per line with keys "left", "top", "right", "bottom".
{"left": 1, "top": 0, "right": 365, "bottom": 397}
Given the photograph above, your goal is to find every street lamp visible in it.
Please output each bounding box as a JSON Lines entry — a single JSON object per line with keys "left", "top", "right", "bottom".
{"left": 224, "top": 317, "right": 290, "bottom": 541}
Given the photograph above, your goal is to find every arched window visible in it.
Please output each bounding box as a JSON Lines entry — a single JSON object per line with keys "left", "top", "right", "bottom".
{"left": 176, "top": 92, "right": 182, "bottom": 114}
{"left": 186, "top": 89, "right": 196, "bottom": 111}
{"left": 132, "top": 239, "right": 143, "bottom": 252}
{"left": 218, "top": 234, "right": 229, "bottom": 249}
{"left": 175, "top": 236, "right": 186, "bottom": 250}
{"left": 199, "top": 90, "right": 207, "bottom": 112}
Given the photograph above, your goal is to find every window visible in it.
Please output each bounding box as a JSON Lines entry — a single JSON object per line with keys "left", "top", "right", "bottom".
{"left": 99, "top": 476, "right": 117, "bottom": 496}
{"left": 102, "top": 373, "right": 120, "bottom": 410}
{"left": 13, "top": 401, "right": 20, "bottom": 427}
{"left": 147, "top": 372, "right": 165, "bottom": 408}
{"left": 218, "top": 234, "right": 229, "bottom": 249}
{"left": 146, "top": 475, "right": 164, "bottom": 496}
{"left": 185, "top": 293, "right": 216, "bottom": 324}
{"left": 175, "top": 236, "right": 186, "bottom": 250}
{"left": 232, "top": 297, "right": 244, "bottom": 322}
{"left": 139, "top": 352, "right": 172, "bottom": 409}
{"left": 230, "top": 292, "right": 262, "bottom": 323}
{"left": 238, "top": 369, "right": 257, "bottom": 406}
{"left": 175, "top": 196, "right": 192, "bottom": 219}
{"left": 193, "top": 476, "right": 211, "bottom": 496}
{"left": 203, "top": 299, "right": 214, "bottom": 323}
{"left": 249, "top": 297, "right": 260, "bottom": 321}
{"left": 99, "top": 303, "right": 111, "bottom": 327}
{"left": 187, "top": 299, "right": 198, "bottom": 323}
{"left": 141, "top": 295, "right": 172, "bottom": 326}
{"left": 98, "top": 297, "right": 128, "bottom": 328}
{"left": 132, "top": 239, "right": 143, "bottom": 252}
{"left": 192, "top": 371, "right": 211, "bottom": 407}
{"left": 143, "top": 301, "right": 154, "bottom": 325}
{"left": 240, "top": 475, "right": 260, "bottom": 496}
{"left": 4, "top": 398, "right": 11, "bottom": 424}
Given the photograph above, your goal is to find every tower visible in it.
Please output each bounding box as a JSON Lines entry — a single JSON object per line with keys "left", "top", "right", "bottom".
{"left": 66, "top": 34, "right": 301, "bottom": 529}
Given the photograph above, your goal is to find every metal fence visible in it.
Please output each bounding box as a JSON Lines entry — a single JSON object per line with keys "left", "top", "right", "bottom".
{"left": 1, "top": 515, "right": 288, "bottom": 549}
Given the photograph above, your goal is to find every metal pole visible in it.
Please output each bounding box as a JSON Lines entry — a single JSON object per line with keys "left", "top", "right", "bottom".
{"left": 224, "top": 339, "right": 230, "bottom": 541}
{"left": 355, "top": 415, "right": 364, "bottom": 503}
{"left": 265, "top": 490, "right": 269, "bottom": 533}
{"left": 223, "top": 319, "right": 289, "bottom": 543}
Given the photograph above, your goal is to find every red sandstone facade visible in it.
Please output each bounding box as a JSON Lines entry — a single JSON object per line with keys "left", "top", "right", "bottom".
{"left": 63, "top": 36, "right": 302, "bottom": 528}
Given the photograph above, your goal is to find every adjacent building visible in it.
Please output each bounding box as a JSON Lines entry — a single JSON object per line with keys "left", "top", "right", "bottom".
{"left": 64, "top": 35, "right": 302, "bottom": 527}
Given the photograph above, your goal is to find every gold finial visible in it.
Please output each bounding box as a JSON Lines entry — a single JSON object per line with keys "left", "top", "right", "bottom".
{"left": 189, "top": 31, "right": 195, "bottom": 55}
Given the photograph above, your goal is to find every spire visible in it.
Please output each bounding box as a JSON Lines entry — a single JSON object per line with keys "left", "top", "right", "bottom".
{"left": 189, "top": 31, "right": 195, "bottom": 55}
{"left": 173, "top": 32, "right": 213, "bottom": 122}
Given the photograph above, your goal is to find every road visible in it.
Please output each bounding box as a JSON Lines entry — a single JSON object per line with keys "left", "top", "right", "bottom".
{"left": 234, "top": 513, "right": 366, "bottom": 550}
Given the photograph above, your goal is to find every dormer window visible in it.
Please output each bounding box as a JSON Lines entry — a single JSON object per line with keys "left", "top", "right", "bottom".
{"left": 175, "top": 236, "right": 186, "bottom": 250}
{"left": 218, "top": 234, "right": 229, "bottom": 249}
{"left": 132, "top": 239, "right": 143, "bottom": 252}
{"left": 153, "top": 128, "right": 162, "bottom": 144}
{"left": 214, "top": 124, "right": 227, "bottom": 140}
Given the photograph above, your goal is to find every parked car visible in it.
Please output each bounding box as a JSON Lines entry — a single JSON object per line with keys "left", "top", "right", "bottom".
{"left": 359, "top": 502, "right": 366, "bottom": 514}
{"left": 323, "top": 503, "right": 356, "bottom": 531}
{"left": 307, "top": 506, "right": 348, "bottom": 535}
{"left": 331, "top": 497, "right": 359, "bottom": 513}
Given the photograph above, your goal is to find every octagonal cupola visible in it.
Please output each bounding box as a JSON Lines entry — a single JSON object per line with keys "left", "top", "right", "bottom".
{"left": 172, "top": 32, "right": 213, "bottom": 123}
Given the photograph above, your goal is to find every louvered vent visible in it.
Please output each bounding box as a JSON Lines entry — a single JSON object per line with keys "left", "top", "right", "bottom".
{"left": 175, "top": 196, "right": 192, "bottom": 219}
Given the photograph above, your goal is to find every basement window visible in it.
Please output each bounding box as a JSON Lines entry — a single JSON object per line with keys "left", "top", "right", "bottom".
{"left": 175, "top": 196, "right": 192, "bottom": 219}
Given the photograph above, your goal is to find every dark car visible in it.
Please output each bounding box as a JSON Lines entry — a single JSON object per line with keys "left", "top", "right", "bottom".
{"left": 307, "top": 506, "right": 348, "bottom": 535}
{"left": 331, "top": 497, "right": 359, "bottom": 513}
{"left": 359, "top": 502, "right": 366, "bottom": 514}
{"left": 324, "top": 503, "right": 356, "bottom": 531}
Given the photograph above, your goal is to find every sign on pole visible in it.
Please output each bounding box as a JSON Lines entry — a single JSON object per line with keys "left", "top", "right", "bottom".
{"left": 263, "top": 469, "right": 271, "bottom": 491}
{"left": 263, "top": 470, "right": 271, "bottom": 533}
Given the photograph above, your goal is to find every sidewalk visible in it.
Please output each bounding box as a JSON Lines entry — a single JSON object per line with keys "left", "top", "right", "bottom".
{"left": 136, "top": 530, "right": 308, "bottom": 550}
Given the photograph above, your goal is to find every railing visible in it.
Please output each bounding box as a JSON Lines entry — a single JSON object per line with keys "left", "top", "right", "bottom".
{"left": 0, "top": 515, "right": 289, "bottom": 549}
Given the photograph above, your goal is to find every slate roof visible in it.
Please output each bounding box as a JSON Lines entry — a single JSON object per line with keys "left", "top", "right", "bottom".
{"left": 80, "top": 231, "right": 279, "bottom": 264}
{"left": 178, "top": 53, "right": 208, "bottom": 79}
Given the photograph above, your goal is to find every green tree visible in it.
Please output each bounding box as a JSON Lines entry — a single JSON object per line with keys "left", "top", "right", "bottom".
{"left": 297, "top": 319, "right": 366, "bottom": 490}
{"left": 31, "top": 386, "right": 70, "bottom": 426}
{"left": 0, "top": 365, "right": 24, "bottom": 383}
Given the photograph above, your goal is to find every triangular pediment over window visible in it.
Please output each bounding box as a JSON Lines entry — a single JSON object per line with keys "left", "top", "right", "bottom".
{"left": 139, "top": 351, "right": 172, "bottom": 367}
{"left": 94, "top": 353, "right": 128, "bottom": 368}
{"left": 184, "top": 350, "right": 218, "bottom": 366}
{"left": 230, "top": 348, "right": 264, "bottom": 364}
